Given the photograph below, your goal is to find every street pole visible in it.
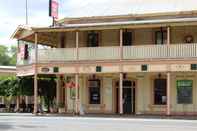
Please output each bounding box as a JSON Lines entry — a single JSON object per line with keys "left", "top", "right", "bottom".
{"left": 26, "top": 0, "right": 28, "bottom": 25}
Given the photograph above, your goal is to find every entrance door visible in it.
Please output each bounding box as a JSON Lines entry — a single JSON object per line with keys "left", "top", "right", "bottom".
{"left": 123, "top": 88, "right": 132, "bottom": 114}
{"left": 116, "top": 80, "right": 135, "bottom": 114}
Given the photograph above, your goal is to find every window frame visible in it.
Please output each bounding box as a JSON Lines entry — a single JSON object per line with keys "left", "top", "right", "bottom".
{"left": 177, "top": 80, "right": 193, "bottom": 104}
{"left": 87, "top": 31, "right": 99, "bottom": 47}
{"left": 88, "top": 79, "right": 101, "bottom": 105}
{"left": 123, "top": 31, "right": 133, "bottom": 46}
{"left": 155, "top": 30, "right": 167, "bottom": 45}
{"left": 153, "top": 78, "right": 167, "bottom": 105}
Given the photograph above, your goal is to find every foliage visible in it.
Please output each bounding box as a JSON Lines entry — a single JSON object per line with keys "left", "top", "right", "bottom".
{"left": 9, "top": 46, "right": 17, "bottom": 66}
{"left": 0, "top": 76, "right": 57, "bottom": 112}
{"left": 0, "top": 76, "right": 19, "bottom": 96}
{"left": 0, "top": 45, "right": 11, "bottom": 65}
{"left": 0, "top": 45, "right": 17, "bottom": 66}
{"left": 38, "top": 78, "right": 56, "bottom": 112}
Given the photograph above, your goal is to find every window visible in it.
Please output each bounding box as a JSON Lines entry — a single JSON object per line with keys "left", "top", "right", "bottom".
{"left": 123, "top": 31, "right": 132, "bottom": 46}
{"left": 154, "top": 79, "right": 167, "bottom": 105}
{"left": 87, "top": 32, "right": 99, "bottom": 47}
{"left": 155, "top": 31, "right": 167, "bottom": 45}
{"left": 89, "top": 79, "right": 101, "bottom": 104}
{"left": 177, "top": 80, "right": 193, "bottom": 104}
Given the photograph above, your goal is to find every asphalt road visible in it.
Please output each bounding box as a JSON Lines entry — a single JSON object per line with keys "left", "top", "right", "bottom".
{"left": 0, "top": 113, "right": 197, "bottom": 131}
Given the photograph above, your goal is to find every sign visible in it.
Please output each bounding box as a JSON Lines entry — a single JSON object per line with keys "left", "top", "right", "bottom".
{"left": 49, "top": 0, "right": 58, "bottom": 19}
{"left": 41, "top": 67, "right": 50, "bottom": 73}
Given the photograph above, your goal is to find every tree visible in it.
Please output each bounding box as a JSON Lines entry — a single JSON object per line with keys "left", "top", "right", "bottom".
{"left": 0, "top": 45, "right": 11, "bottom": 65}
{"left": 0, "top": 45, "right": 17, "bottom": 66}
{"left": 0, "top": 76, "right": 57, "bottom": 112}
{"left": 9, "top": 46, "right": 17, "bottom": 66}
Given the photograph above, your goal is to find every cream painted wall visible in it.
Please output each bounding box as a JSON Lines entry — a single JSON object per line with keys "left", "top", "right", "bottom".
{"left": 65, "top": 73, "right": 197, "bottom": 114}
{"left": 170, "top": 73, "right": 197, "bottom": 113}
{"left": 171, "top": 26, "right": 197, "bottom": 44}
{"left": 136, "top": 74, "right": 152, "bottom": 114}
{"left": 103, "top": 77, "right": 113, "bottom": 112}
{"left": 133, "top": 29, "right": 153, "bottom": 45}
{"left": 62, "top": 26, "right": 197, "bottom": 48}
{"left": 101, "top": 30, "right": 119, "bottom": 46}
{"left": 135, "top": 73, "right": 197, "bottom": 114}
{"left": 66, "top": 75, "right": 114, "bottom": 113}
{"left": 65, "top": 32, "right": 76, "bottom": 48}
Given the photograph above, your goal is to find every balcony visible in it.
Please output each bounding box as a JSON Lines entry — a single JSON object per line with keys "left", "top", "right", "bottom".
{"left": 123, "top": 44, "right": 197, "bottom": 59}
{"left": 19, "top": 43, "right": 197, "bottom": 65}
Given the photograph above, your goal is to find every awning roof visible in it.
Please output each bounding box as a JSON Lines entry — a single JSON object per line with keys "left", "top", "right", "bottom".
{"left": 11, "top": 16, "right": 197, "bottom": 46}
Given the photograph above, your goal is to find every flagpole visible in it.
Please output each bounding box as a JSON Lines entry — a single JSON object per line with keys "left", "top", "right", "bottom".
{"left": 26, "top": 0, "right": 28, "bottom": 25}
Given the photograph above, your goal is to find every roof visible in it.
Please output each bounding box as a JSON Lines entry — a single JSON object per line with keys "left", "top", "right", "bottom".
{"left": 11, "top": 10, "right": 197, "bottom": 46}
{"left": 57, "top": 10, "right": 197, "bottom": 25}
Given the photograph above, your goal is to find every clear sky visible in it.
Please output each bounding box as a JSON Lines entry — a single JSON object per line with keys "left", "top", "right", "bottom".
{"left": 1, "top": 0, "right": 197, "bottom": 47}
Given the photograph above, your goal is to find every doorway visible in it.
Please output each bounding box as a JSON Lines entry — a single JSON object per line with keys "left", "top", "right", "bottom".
{"left": 115, "top": 80, "right": 136, "bottom": 114}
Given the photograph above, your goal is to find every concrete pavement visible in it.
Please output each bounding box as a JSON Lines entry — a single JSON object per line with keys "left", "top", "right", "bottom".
{"left": 0, "top": 113, "right": 197, "bottom": 131}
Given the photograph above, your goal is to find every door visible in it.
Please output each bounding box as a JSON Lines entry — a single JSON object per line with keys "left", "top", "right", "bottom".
{"left": 116, "top": 80, "right": 135, "bottom": 114}
{"left": 123, "top": 31, "right": 132, "bottom": 46}
{"left": 123, "top": 88, "right": 132, "bottom": 114}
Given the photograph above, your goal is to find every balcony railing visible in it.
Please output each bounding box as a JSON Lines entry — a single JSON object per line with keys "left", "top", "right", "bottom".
{"left": 18, "top": 43, "right": 197, "bottom": 65}
{"left": 31, "top": 48, "right": 76, "bottom": 63}
{"left": 78, "top": 46, "right": 120, "bottom": 60}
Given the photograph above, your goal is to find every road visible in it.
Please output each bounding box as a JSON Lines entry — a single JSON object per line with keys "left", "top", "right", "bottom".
{"left": 0, "top": 113, "right": 197, "bottom": 131}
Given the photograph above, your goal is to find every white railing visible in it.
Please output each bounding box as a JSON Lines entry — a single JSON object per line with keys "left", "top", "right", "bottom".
{"left": 78, "top": 46, "right": 120, "bottom": 60}
{"left": 31, "top": 48, "right": 76, "bottom": 63}
{"left": 169, "top": 44, "right": 197, "bottom": 58}
{"left": 23, "top": 43, "right": 197, "bottom": 64}
{"left": 123, "top": 43, "right": 197, "bottom": 59}
{"left": 123, "top": 45, "right": 168, "bottom": 59}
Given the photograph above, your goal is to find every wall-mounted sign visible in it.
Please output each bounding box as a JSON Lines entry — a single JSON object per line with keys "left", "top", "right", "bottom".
{"left": 49, "top": 0, "right": 58, "bottom": 19}
{"left": 184, "top": 35, "right": 194, "bottom": 43}
{"left": 41, "top": 67, "right": 50, "bottom": 73}
{"left": 53, "top": 67, "right": 59, "bottom": 73}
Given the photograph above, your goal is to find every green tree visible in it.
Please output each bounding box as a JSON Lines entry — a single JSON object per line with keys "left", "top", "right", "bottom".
{"left": 0, "top": 45, "right": 11, "bottom": 65}
{"left": 0, "top": 45, "right": 17, "bottom": 66}
{"left": 9, "top": 46, "right": 17, "bottom": 66}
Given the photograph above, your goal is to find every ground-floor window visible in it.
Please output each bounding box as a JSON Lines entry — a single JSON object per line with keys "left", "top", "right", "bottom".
{"left": 177, "top": 80, "right": 193, "bottom": 104}
{"left": 88, "top": 79, "right": 101, "bottom": 104}
{"left": 154, "top": 79, "right": 167, "bottom": 105}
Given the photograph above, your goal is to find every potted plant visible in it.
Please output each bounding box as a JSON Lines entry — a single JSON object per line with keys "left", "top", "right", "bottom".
{"left": 58, "top": 102, "right": 65, "bottom": 113}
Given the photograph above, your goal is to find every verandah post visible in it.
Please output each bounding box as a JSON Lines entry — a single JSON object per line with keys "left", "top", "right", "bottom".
{"left": 166, "top": 26, "right": 171, "bottom": 115}
{"left": 119, "top": 29, "right": 123, "bottom": 114}
{"left": 33, "top": 33, "right": 38, "bottom": 114}
{"left": 75, "top": 31, "right": 79, "bottom": 114}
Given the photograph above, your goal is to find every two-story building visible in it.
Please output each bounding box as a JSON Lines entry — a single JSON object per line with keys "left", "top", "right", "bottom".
{"left": 12, "top": 10, "right": 197, "bottom": 115}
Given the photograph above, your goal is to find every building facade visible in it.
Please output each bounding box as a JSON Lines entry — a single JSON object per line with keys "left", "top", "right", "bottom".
{"left": 12, "top": 11, "right": 197, "bottom": 115}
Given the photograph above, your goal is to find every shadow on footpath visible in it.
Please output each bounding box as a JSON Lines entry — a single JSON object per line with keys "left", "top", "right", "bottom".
{"left": 0, "top": 124, "right": 14, "bottom": 131}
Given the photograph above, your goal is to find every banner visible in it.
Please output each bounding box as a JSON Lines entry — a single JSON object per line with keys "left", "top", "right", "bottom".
{"left": 49, "top": 0, "right": 58, "bottom": 19}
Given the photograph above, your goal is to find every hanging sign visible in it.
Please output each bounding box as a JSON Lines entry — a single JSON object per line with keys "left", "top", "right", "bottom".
{"left": 49, "top": 0, "right": 58, "bottom": 19}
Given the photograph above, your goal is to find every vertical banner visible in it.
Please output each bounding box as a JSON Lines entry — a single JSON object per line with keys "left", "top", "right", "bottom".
{"left": 49, "top": 0, "right": 59, "bottom": 19}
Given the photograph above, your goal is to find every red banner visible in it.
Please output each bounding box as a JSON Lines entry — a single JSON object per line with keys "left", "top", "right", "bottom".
{"left": 49, "top": 0, "right": 58, "bottom": 19}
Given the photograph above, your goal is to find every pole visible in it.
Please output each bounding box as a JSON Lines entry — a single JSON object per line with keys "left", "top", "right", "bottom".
{"left": 167, "top": 72, "right": 171, "bottom": 115}
{"left": 75, "top": 74, "right": 79, "bottom": 114}
{"left": 25, "top": 0, "right": 28, "bottom": 25}
{"left": 33, "top": 33, "right": 38, "bottom": 114}
{"left": 119, "top": 73, "right": 123, "bottom": 114}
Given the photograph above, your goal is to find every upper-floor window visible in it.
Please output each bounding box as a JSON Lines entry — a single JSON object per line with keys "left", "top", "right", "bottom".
{"left": 87, "top": 32, "right": 99, "bottom": 47}
{"left": 155, "top": 30, "right": 167, "bottom": 45}
{"left": 154, "top": 78, "right": 167, "bottom": 105}
{"left": 123, "top": 31, "right": 132, "bottom": 46}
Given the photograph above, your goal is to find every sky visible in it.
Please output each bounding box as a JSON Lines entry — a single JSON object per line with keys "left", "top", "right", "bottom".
{"left": 1, "top": 0, "right": 197, "bottom": 47}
